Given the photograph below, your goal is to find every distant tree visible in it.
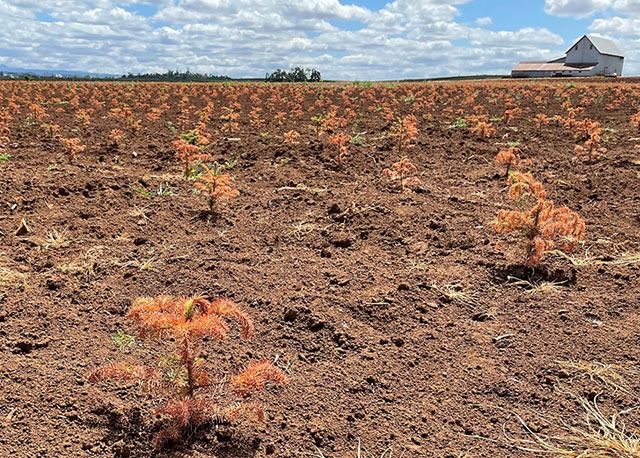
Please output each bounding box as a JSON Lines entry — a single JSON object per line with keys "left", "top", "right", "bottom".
{"left": 309, "top": 68, "right": 321, "bottom": 82}
{"left": 118, "top": 70, "right": 231, "bottom": 82}
{"left": 266, "top": 67, "right": 321, "bottom": 82}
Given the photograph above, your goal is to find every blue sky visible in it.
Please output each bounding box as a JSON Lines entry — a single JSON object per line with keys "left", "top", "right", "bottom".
{"left": 0, "top": 0, "right": 637, "bottom": 79}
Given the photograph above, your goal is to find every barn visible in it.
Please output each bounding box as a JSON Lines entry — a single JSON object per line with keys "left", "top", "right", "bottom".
{"left": 512, "top": 35, "right": 624, "bottom": 78}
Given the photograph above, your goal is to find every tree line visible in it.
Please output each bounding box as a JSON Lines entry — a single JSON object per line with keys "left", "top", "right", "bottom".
{"left": 265, "top": 67, "right": 321, "bottom": 82}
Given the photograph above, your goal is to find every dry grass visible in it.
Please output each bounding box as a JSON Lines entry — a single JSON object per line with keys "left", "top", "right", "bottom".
{"left": 58, "top": 246, "right": 118, "bottom": 279}
{"left": 558, "top": 361, "right": 639, "bottom": 398}
{"left": 408, "top": 259, "right": 428, "bottom": 271}
{"left": 275, "top": 183, "right": 329, "bottom": 194}
{"left": 287, "top": 221, "right": 316, "bottom": 240}
{"left": 128, "top": 205, "right": 153, "bottom": 223}
{"left": 120, "top": 255, "right": 159, "bottom": 271}
{"left": 503, "top": 392, "right": 640, "bottom": 457}
{"left": 0, "top": 264, "right": 27, "bottom": 299}
{"left": 431, "top": 283, "right": 480, "bottom": 307}
{"left": 42, "top": 227, "right": 72, "bottom": 249}
{"left": 305, "top": 439, "right": 404, "bottom": 458}
{"left": 507, "top": 276, "right": 566, "bottom": 294}
{"left": 608, "top": 252, "right": 640, "bottom": 266}
{"left": 550, "top": 248, "right": 604, "bottom": 266}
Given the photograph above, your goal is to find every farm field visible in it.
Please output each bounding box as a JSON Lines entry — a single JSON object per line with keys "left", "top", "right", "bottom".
{"left": 1, "top": 79, "right": 640, "bottom": 458}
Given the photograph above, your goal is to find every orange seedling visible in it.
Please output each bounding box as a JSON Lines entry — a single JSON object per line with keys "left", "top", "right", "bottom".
{"left": 173, "top": 139, "right": 212, "bottom": 178}
{"left": 534, "top": 113, "right": 549, "bottom": 129}
{"left": 89, "top": 294, "right": 287, "bottom": 449}
{"left": 41, "top": 123, "right": 60, "bottom": 138}
{"left": 194, "top": 163, "right": 239, "bottom": 213}
{"left": 59, "top": 137, "right": 86, "bottom": 162}
{"left": 382, "top": 158, "right": 421, "bottom": 192}
{"left": 284, "top": 129, "right": 301, "bottom": 144}
{"left": 575, "top": 136, "right": 606, "bottom": 163}
{"left": 493, "top": 172, "right": 585, "bottom": 266}
{"left": 494, "top": 147, "right": 532, "bottom": 176}
{"left": 109, "top": 129, "right": 123, "bottom": 146}
{"left": 327, "top": 133, "right": 351, "bottom": 166}
{"left": 389, "top": 114, "right": 418, "bottom": 154}
{"left": 470, "top": 120, "right": 496, "bottom": 139}
{"left": 631, "top": 111, "right": 640, "bottom": 130}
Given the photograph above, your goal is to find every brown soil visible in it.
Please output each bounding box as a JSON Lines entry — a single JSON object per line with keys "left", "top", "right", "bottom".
{"left": 1, "top": 79, "right": 640, "bottom": 458}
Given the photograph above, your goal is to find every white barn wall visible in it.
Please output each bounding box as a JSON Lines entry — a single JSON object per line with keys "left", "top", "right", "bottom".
{"left": 566, "top": 36, "right": 600, "bottom": 64}
{"left": 593, "top": 54, "right": 624, "bottom": 76}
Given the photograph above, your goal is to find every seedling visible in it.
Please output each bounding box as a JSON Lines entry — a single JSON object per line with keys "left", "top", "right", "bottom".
{"left": 174, "top": 139, "right": 212, "bottom": 178}
{"left": 60, "top": 137, "right": 86, "bottom": 162}
{"left": 133, "top": 183, "right": 175, "bottom": 198}
{"left": 327, "top": 133, "right": 351, "bottom": 166}
{"left": 448, "top": 117, "right": 467, "bottom": 129}
{"left": 494, "top": 147, "right": 531, "bottom": 176}
{"left": 470, "top": 120, "right": 496, "bottom": 139}
{"left": 111, "top": 329, "right": 135, "bottom": 352}
{"left": 194, "top": 163, "right": 239, "bottom": 213}
{"left": 631, "top": 111, "right": 640, "bottom": 131}
{"left": 389, "top": 115, "right": 418, "bottom": 154}
{"left": 382, "top": 158, "right": 421, "bottom": 192}
{"left": 89, "top": 294, "right": 287, "bottom": 449}
{"left": 493, "top": 172, "right": 585, "bottom": 266}
{"left": 283, "top": 130, "right": 300, "bottom": 144}
{"left": 350, "top": 134, "right": 365, "bottom": 145}
{"left": 0, "top": 153, "right": 9, "bottom": 163}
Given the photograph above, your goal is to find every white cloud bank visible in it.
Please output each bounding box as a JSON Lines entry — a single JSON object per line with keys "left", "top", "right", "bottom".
{"left": 0, "top": 0, "right": 607, "bottom": 79}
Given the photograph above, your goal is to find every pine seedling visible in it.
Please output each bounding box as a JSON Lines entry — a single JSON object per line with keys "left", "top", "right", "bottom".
{"left": 194, "top": 163, "right": 239, "bottom": 213}
{"left": 631, "top": 111, "right": 640, "bottom": 131}
{"left": 389, "top": 114, "right": 418, "bottom": 155}
{"left": 470, "top": 120, "right": 496, "bottom": 139}
{"left": 89, "top": 294, "right": 287, "bottom": 449}
{"left": 493, "top": 172, "right": 585, "bottom": 266}
{"left": 284, "top": 130, "right": 301, "bottom": 144}
{"left": 494, "top": 147, "right": 532, "bottom": 176}
{"left": 327, "top": 133, "right": 351, "bottom": 166}
{"left": 173, "top": 139, "right": 212, "bottom": 178}
{"left": 110, "top": 129, "right": 124, "bottom": 147}
{"left": 382, "top": 158, "right": 421, "bottom": 192}
{"left": 60, "top": 137, "right": 86, "bottom": 162}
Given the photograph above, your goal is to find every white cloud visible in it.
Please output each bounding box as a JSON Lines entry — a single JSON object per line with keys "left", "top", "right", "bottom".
{"left": 590, "top": 16, "right": 640, "bottom": 35}
{"left": 544, "top": 0, "right": 612, "bottom": 18}
{"left": 0, "top": 0, "right": 631, "bottom": 79}
{"left": 612, "top": 0, "right": 640, "bottom": 16}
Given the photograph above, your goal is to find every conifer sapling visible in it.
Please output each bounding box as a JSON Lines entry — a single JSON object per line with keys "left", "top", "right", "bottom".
{"left": 89, "top": 294, "right": 287, "bottom": 449}
{"left": 194, "top": 163, "right": 239, "bottom": 213}
{"left": 492, "top": 172, "right": 585, "bottom": 266}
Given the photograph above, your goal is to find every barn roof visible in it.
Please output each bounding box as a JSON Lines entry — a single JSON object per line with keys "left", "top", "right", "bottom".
{"left": 567, "top": 35, "right": 624, "bottom": 58}
{"left": 512, "top": 61, "right": 596, "bottom": 72}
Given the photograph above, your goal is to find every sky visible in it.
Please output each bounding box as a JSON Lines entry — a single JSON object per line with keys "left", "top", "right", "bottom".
{"left": 0, "top": 0, "right": 638, "bottom": 79}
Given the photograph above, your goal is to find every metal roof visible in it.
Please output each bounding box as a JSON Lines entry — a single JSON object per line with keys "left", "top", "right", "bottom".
{"left": 567, "top": 35, "right": 624, "bottom": 58}
{"left": 512, "top": 61, "right": 596, "bottom": 72}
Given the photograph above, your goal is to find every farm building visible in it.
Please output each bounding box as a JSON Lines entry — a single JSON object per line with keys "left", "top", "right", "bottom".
{"left": 512, "top": 35, "right": 624, "bottom": 78}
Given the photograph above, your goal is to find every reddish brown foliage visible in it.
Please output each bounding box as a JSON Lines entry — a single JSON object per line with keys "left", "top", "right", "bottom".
{"left": 494, "top": 147, "right": 532, "bottom": 176}
{"left": 89, "top": 294, "right": 287, "bottom": 449}
{"left": 173, "top": 139, "right": 212, "bottom": 177}
{"left": 327, "top": 133, "right": 351, "bottom": 166}
{"left": 194, "top": 163, "right": 239, "bottom": 213}
{"left": 470, "top": 120, "right": 496, "bottom": 139}
{"left": 389, "top": 114, "right": 418, "bottom": 154}
{"left": 59, "top": 137, "right": 86, "bottom": 162}
{"left": 382, "top": 158, "right": 421, "bottom": 192}
{"left": 493, "top": 172, "right": 585, "bottom": 266}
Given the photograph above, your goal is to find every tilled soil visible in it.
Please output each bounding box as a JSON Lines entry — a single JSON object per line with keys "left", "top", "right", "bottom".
{"left": 1, "top": 79, "right": 640, "bottom": 458}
